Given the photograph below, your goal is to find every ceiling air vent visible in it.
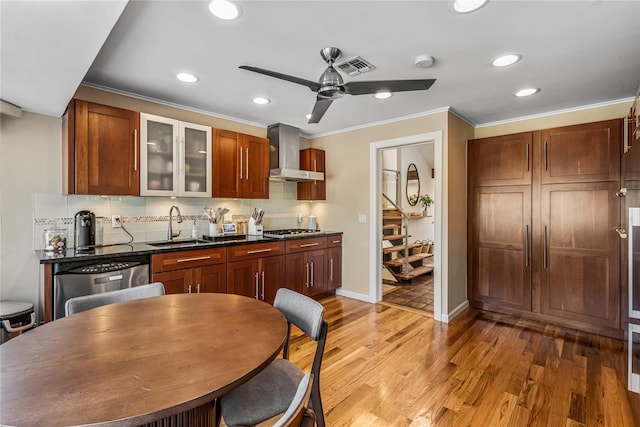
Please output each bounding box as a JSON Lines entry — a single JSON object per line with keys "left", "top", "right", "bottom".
{"left": 335, "top": 56, "right": 376, "bottom": 76}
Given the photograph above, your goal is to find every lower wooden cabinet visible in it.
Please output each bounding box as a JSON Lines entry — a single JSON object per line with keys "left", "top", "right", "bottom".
{"left": 468, "top": 185, "right": 532, "bottom": 311}
{"left": 227, "top": 241, "right": 286, "bottom": 303}
{"left": 285, "top": 237, "right": 329, "bottom": 297}
{"left": 327, "top": 235, "right": 342, "bottom": 291}
{"left": 149, "top": 236, "right": 341, "bottom": 303}
{"left": 540, "top": 182, "right": 621, "bottom": 329}
{"left": 151, "top": 247, "right": 227, "bottom": 294}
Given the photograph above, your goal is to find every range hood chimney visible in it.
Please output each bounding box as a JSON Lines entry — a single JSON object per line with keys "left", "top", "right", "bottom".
{"left": 268, "top": 123, "right": 324, "bottom": 181}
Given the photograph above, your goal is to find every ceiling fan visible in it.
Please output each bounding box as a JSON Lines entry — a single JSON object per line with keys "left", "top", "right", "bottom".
{"left": 240, "top": 47, "right": 436, "bottom": 124}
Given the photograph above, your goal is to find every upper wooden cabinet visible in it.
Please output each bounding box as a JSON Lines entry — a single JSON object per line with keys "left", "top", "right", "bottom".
{"left": 539, "top": 119, "right": 621, "bottom": 184}
{"left": 468, "top": 132, "right": 532, "bottom": 187}
{"left": 63, "top": 99, "right": 140, "bottom": 196}
{"left": 297, "top": 148, "right": 326, "bottom": 200}
{"left": 212, "top": 130, "right": 269, "bottom": 199}
{"left": 139, "top": 113, "right": 212, "bottom": 197}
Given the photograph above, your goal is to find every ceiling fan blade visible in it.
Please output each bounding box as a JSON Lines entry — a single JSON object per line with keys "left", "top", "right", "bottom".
{"left": 239, "top": 66, "right": 320, "bottom": 92}
{"left": 344, "top": 79, "right": 436, "bottom": 95}
{"left": 308, "top": 97, "right": 333, "bottom": 124}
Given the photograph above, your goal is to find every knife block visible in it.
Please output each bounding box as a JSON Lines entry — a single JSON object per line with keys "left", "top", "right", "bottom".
{"left": 248, "top": 217, "right": 263, "bottom": 236}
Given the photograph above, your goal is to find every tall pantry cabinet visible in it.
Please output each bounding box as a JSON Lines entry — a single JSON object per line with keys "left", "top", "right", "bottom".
{"left": 468, "top": 119, "right": 623, "bottom": 337}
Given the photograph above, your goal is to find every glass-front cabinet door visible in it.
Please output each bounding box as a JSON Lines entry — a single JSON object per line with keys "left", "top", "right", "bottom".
{"left": 181, "top": 122, "right": 211, "bottom": 197}
{"left": 140, "top": 113, "right": 211, "bottom": 197}
{"left": 140, "top": 114, "right": 178, "bottom": 196}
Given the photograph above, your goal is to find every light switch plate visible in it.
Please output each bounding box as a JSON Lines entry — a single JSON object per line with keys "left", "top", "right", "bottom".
{"left": 358, "top": 214, "right": 367, "bottom": 224}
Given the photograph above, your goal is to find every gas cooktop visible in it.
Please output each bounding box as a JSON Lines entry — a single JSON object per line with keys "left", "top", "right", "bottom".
{"left": 263, "top": 229, "right": 323, "bottom": 239}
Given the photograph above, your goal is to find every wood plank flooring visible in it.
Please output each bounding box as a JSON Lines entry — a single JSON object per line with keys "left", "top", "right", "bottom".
{"left": 282, "top": 296, "right": 638, "bottom": 427}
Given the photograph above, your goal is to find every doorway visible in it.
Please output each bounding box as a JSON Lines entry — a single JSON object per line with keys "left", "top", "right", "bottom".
{"left": 380, "top": 143, "right": 436, "bottom": 315}
{"left": 368, "top": 131, "right": 444, "bottom": 321}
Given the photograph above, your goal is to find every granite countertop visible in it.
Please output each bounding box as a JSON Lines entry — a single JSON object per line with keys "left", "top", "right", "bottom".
{"left": 36, "top": 231, "right": 343, "bottom": 264}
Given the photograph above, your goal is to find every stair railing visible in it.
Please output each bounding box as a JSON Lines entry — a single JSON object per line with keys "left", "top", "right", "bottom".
{"left": 382, "top": 193, "right": 410, "bottom": 276}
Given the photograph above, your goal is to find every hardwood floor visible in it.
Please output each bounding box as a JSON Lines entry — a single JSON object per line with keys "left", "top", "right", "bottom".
{"left": 283, "top": 295, "right": 638, "bottom": 427}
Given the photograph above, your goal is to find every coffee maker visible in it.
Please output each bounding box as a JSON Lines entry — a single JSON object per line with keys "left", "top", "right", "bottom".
{"left": 74, "top": 210, "right": 96, "bottom": 252}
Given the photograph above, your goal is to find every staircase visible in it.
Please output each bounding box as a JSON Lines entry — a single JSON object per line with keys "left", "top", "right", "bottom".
{"left": 382, "top": 204, "right": 434, "bottom": 282}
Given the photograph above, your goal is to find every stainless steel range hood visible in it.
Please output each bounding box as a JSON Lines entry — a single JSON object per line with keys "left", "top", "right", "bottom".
{"left": 268, "top": 123, "right": 324, "bottom": 181}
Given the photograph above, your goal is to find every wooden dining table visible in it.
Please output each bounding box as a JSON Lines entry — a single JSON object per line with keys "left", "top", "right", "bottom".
{"left": 0, "top": 293, "right": 287, "bottom": 427}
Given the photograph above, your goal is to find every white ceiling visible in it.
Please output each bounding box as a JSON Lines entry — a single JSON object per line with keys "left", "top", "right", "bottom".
{"left": 2, "top": 1, "right": 639, "bottom": 137}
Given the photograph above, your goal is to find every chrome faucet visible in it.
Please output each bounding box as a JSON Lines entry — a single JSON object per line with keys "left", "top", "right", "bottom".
{"left": 167, "top": 205, "right": 184, "bottom": 241}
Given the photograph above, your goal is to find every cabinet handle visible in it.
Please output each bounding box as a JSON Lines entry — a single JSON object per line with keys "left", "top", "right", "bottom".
{"left": 314, "top": 159, "right": 317, "bottom": 186}
{"left": 239, "top": 147, "right": 243, "bottom": 179}
{"left": 330, "top": 258, "right": 333, "bottom": 281}
{"left": 181, "top": 137, "right": 185, "bottom": 174}
{"left": 246, "top": 248, "right": 272, "bottom": 254}
{"left": 246, "top": 148, "right": 249, "bottom": 180}
{"left": 525, "top": 143, "right": 529, "bottom": 172}
{"left": 176, "top": 255, "right": 211, "bottom": 263}
{"left": 196, "top": 283, "right": 200, "bottom": 293}
{"left": 261, "top": 271, "right": 265, "bottom": 300}
{"left": 524, "top": 225, "right": 529, "bottom": 267}
{"left": 543, "top": 225, "right": 548, "bottom": 269}
{"left": 187, "top": 285, "right": 192, "bottom": 294}
{"left": 255, "top": 272, "right": 259, "bottom": 299}
{"left": 300, "top": 243, "right": 319, "bottom": 248}
{"left": 331, "top": 240, "right": 341, "bottom": 244}
{"left": 305, "top": 263, "right": 310, "bottom": 288}
{"left": 134, "top": 129, "right": 138, "bottom": 171}
{"left": 310, "top": 262, "right": 314, "bottom": 287}
{"left": 616, "top": 188, "right": 627, "bottom": 198}
{"left": 544, "top": 141, "right": 548, "bottom": 170}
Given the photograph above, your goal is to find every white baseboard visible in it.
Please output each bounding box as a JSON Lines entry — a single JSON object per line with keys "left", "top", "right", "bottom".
{"left": 441, "top": 299, "right": 469, "bottom": 323}
{"left": 335, "top": 288, "right": 376, "bottom": 303}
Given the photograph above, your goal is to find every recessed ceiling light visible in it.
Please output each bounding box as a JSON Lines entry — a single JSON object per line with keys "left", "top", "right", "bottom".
{"left": 176, "top": 72, "right": 199, "bottom": 83}
{"left": 491, "top": 54, "right": 522, "bottom": 67}
{"left": 452, "top": 0, "right": 489, "bottom": 13}
{"left": 374, "top": 92, "right": 393, "bottom": 99}
{"left": 305, "top": 114, "right": 312, "bottom": 119}
{"left": 209, "top": 0, "right": 241, "bottom": 20}
{"left": 252, "top": 97, "right": 270, "bottom": 105}
{"left": 514, "top": 87, "right": 540, "bottom": 97}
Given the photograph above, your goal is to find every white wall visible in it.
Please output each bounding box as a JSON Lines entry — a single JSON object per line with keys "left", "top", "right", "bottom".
{"left": 0, "top": 112, "right": 62, "bottom": 304}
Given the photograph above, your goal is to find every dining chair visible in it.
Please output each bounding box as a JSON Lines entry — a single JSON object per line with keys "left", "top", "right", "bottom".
{"left": 218, "top": 288, "right": 328, "bottom": 427}
{"left": 64, "top": 282, "right": 166, "bottom": 316}
{"left": 272, "top": 373, "right": 315, "bottom": 427}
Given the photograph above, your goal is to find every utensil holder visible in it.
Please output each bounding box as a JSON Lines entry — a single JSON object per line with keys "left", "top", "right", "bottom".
{"left": 248, "top": 217, "right": 263, "bottom": 236}
{"left": 209, "top": 223, "right": 219, "bottom": 237}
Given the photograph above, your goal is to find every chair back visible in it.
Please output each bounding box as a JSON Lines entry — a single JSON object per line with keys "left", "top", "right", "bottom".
{"left": 274, "top": 288, "right": 324, "bottom": 340}
{"left": 273, "top": 373, "right": 315, "bottom": 427}
{"left": 65, "top": 282, "right": 165, "bottom": 316}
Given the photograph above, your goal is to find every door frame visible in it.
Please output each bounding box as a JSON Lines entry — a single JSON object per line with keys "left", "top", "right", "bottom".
{"left": 369, "top": 131, "right": 445, "bottom": 321}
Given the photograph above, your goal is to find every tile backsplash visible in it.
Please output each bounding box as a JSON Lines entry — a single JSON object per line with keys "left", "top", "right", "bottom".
{"left": 33, "top": 183, "right": 313, "bottom": 249}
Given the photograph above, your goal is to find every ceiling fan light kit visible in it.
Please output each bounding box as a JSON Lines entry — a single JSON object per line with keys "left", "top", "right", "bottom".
{"left": 239, "top": 47, "right": 436, "bottom": 124}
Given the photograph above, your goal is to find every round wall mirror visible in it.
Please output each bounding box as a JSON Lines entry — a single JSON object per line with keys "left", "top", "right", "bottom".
{"left": 406, "top": 163, "right": 420, "bottom": 206}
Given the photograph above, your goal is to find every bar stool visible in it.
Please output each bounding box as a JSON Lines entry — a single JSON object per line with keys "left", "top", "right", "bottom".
{"left": 0, "top": 301, "right": 36, "bottom": 344}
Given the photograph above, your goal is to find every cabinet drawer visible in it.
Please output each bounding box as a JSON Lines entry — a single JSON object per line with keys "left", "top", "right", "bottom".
{"left": 227, "top": 242, "right": 285, "bottom": 262}
{"left": 152, "top": 247, "right": 227, "bottom": 273}
{"left": 327, "top": 235, "right": 342, "bottom": 247}
{"left": 286, "top": 237, "right": 327, "bottom": 254}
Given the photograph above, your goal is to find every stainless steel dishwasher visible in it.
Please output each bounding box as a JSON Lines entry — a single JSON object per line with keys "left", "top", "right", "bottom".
{"left": 53, "top": 257, "right": 149, "bottom": 319}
